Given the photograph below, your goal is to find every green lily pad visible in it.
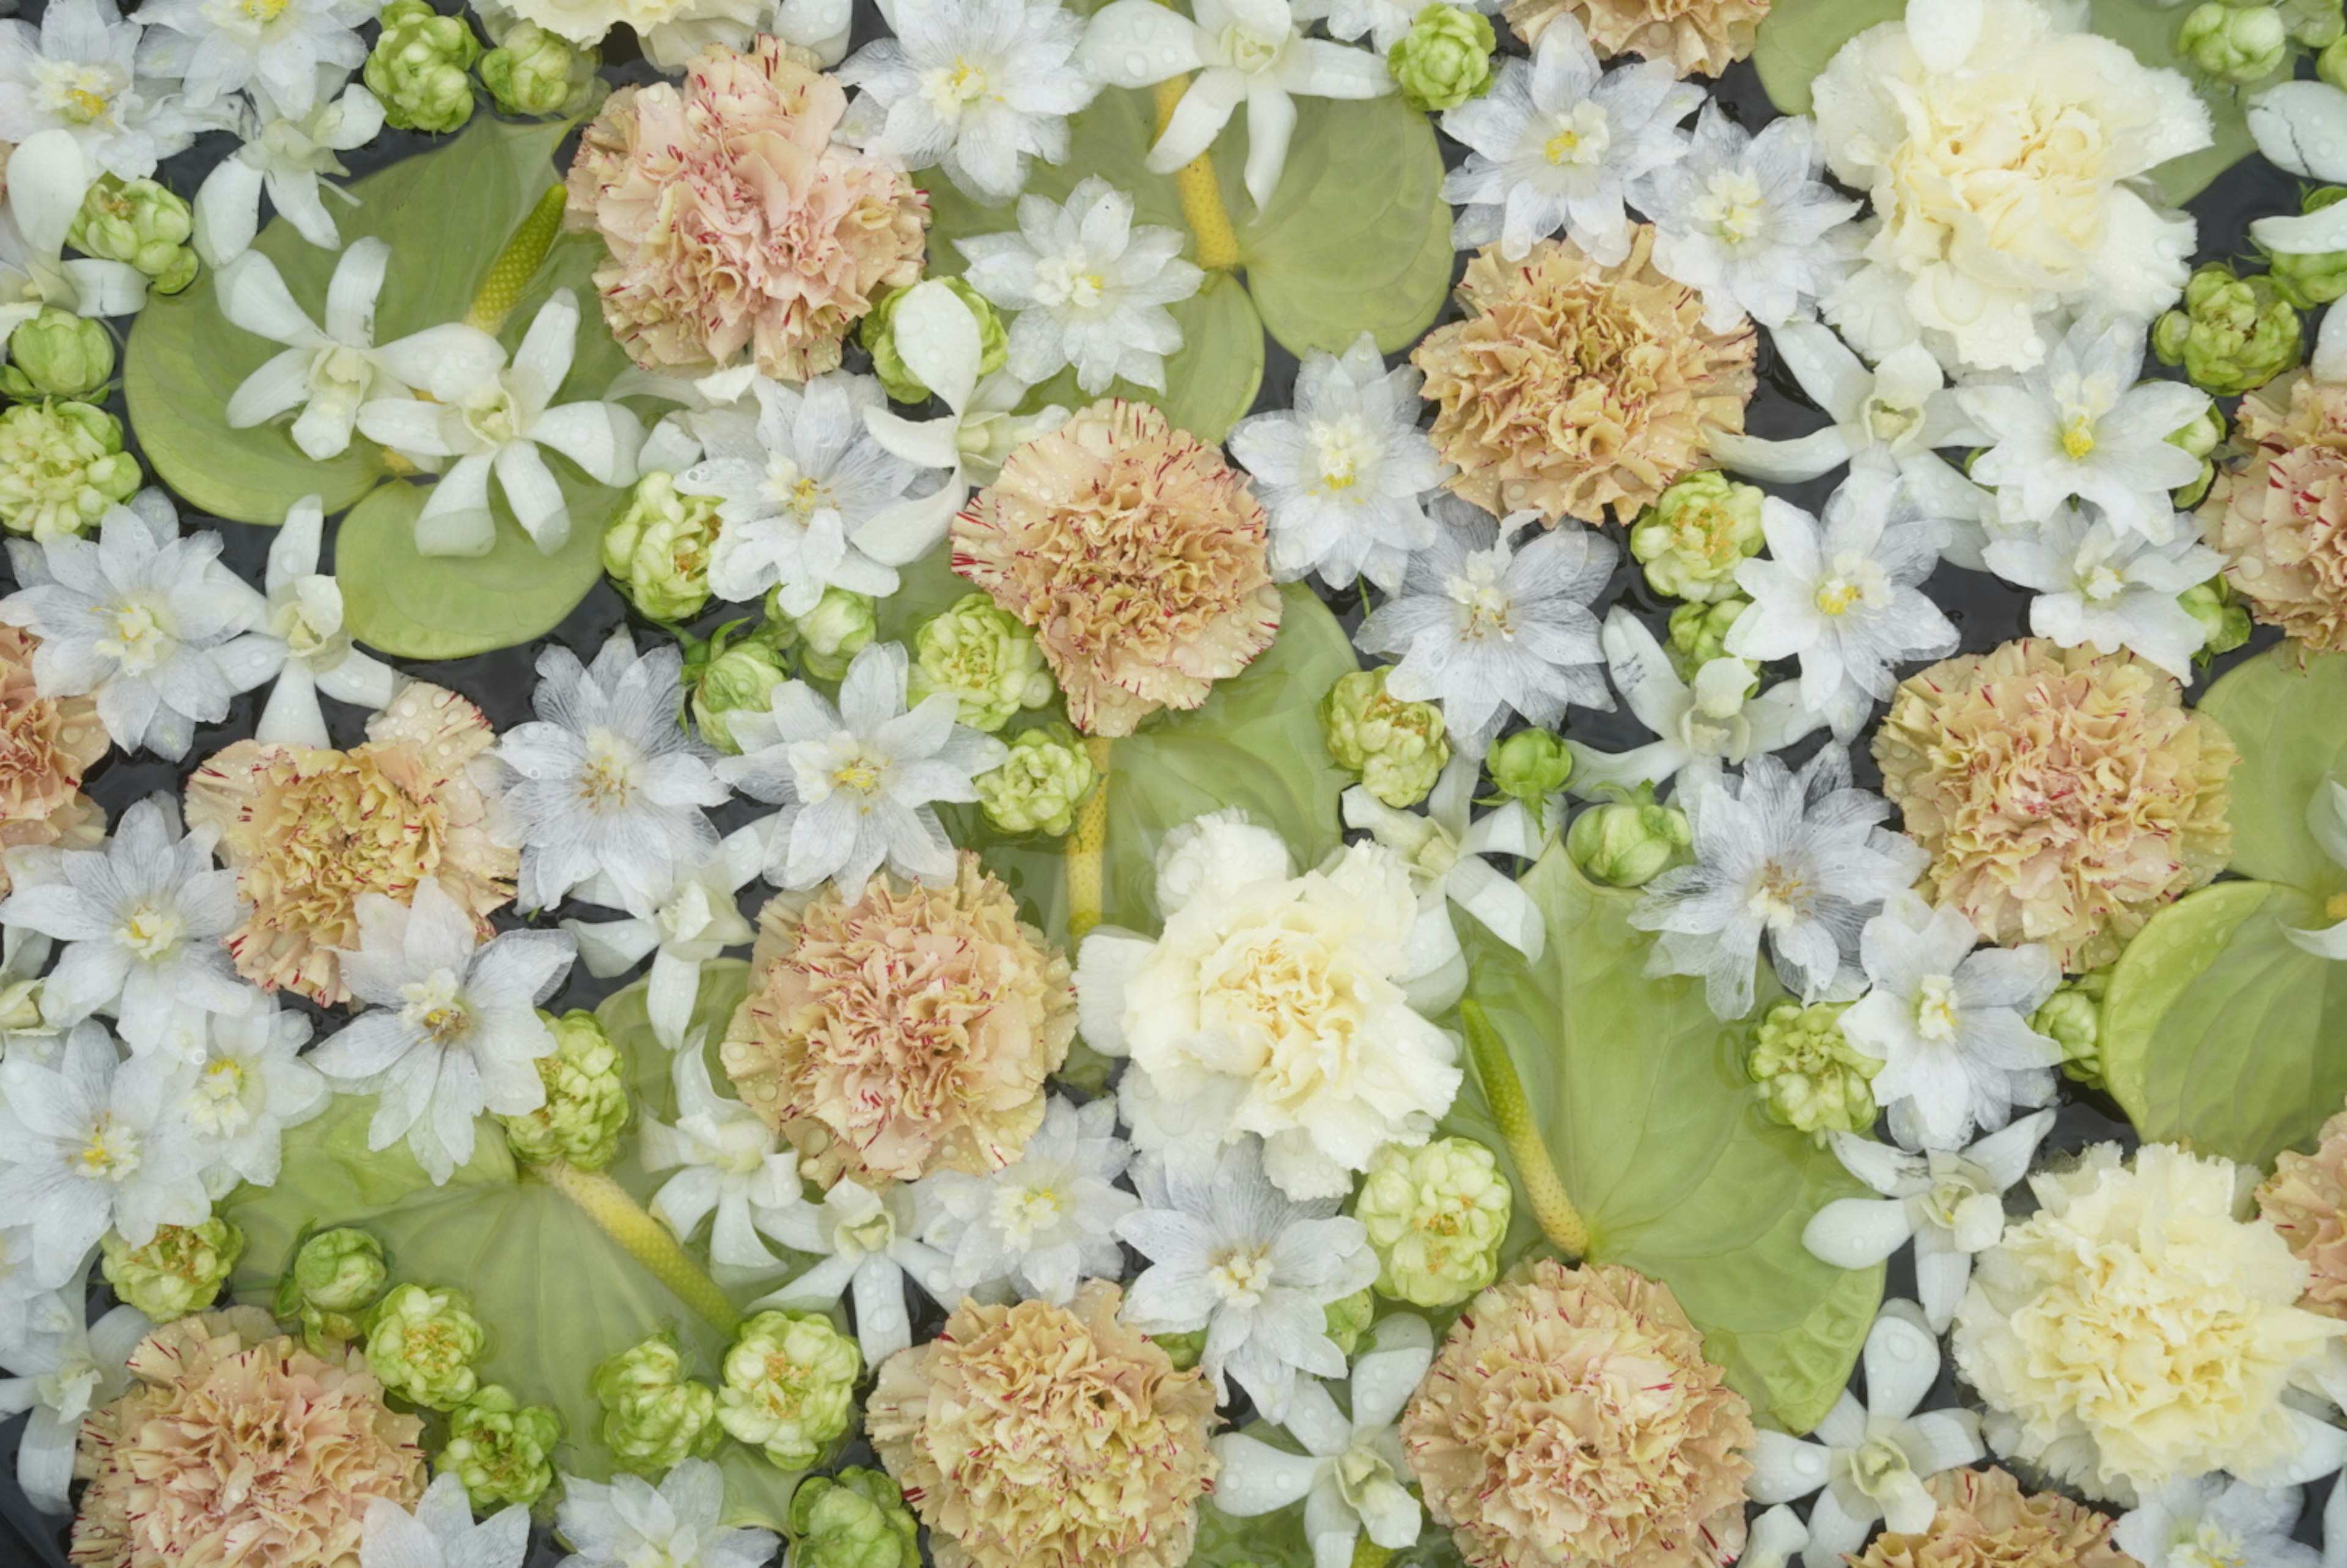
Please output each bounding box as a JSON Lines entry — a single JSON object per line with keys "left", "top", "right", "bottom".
{"left": 2197, "top": 647, "right": 2347, "bottom": 895}
{"left": 1439, "top": 848, "right": 1883, "bottom": 1435}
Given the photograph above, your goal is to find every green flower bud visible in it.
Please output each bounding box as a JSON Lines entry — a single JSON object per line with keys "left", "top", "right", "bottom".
{"left": 716, "top": 1309, "right": 861, "bottom": 1470}
{"left": 1323, "top": 1288, "right": 1376, "bottom": 1357}
{"left": 2169, "top": 404, "right": 2228, "bottom": 508}
{"left": 1744, "top": 1000, "right": 1879, "bottom": 1143}
{"left": 2, "top": 309, "right": 114, "bottom": 400}
{"left": 1664, "top": 596, "right": 1749, "bottom": 683}
{"left": 2264, "top": 188, "right": 2347, "bottom": 309}
{"left": 2032, "top": 968, "right": 2110, "bottom": 1090}
{"left": 1321, "top": 666, "right": 1450, "bottom": 809}
{"left": 769, "top": 586, "right": 877, "bottom": 681}
{"left": 859, "top": 279, "right": 1008, "bottom": 405}
{"left": 68, "top": 175, "right": 196, "bottom": 290}
{"left": 364, "top": 0, "right": 480, "bottom": 135}
{"left": 273, "top": 1226, "right": 391, "bottom": 1350}
{"left": 593, "top": 1333, "right": 722, "bottom": 1475}
{"left": 788, "top": 1468, "right": 921, "bottom": 1568}
{"left": 2180, "top": 576, "right": 2253, "bottom": 665}
{"left": 688, "top": 626, "right": 791, "bottom": 754}
{"left": 907, "top": 592, "right": 1054, "bottom": 730}
{"left": 973, "top": 724, "right": 1097, "bottom": 836}
{"left": 2153, "top": 264, "right": 2303, "bottom": 398}
{"left": 479, "top": 22, "right": 600, "bottom": 117}
{"left": 2325, "top": 31, "right": 2347, "bottom": 87}
{"left": 1629, "top": 471, "right": 1766, "bottom": 604}
{"left": 1353, "top": 1137, "right": 1511, "bottom": 1308}
{"left": 604, "top": 471, "right": 722, "bottom": 622}
{"left": 1484, "top": 728, "right": 1572, "bottom": 813}
{"left": 2285, "top": 0, "right": 2346, "bottom": 46}
{"left": 498, "top": 1009, "right": 629, "bottom": 1170}
{"left": 436, "top": 1384, "right": 560, "bottom": 1509}
{"left": 100, "top": 1218, "right": 243, "bottom": 1322}
{"left": 1387, "top": 2, "right": 1496, "bottom": 113}
{"left": 0, "top": 400, "right": 141, "bottom": 541}
{"left": 2178, "top": 1, "right": 2290, "bottom": 81}
{"left": 1566, "top": 784, "right": 1691, "bottom": 888}
{"left": 1151, "top": 1327, "right": 1207, "bottom": 1371}
{"left": 365, "top": 1283, "right": 488, "bottom": 1410}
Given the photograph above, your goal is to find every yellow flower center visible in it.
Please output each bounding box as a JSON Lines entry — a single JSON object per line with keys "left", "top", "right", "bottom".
{"left": 243, "top": 0, "right": 290, "bottom": 21}
{"left": 1914, "top": 973, "right": 1962, "bottom": 1043}
{"left": 579, "top": 727, "right": 643, "bottom": 813}
{"left": 1031, "top": 254, "right": 1106, "bottom": 311}
{"left": 830, "top": 753, "right": 884, "bottom": 796}
{"left": 1309, "top": 415, "right": 1376, "bottom": 495}
{"left": 2174, "top": 1523, "right": 2252, "bottom": 1568}
{"left": 1746, "top": 861, "right": 1807, "bottom": 929}
{"left": 1206, "top": 1244, "right": 1274, "bottom": 1308}
{"left": 1447, "top": 557, "right": 1515, "bottom": 640}
{"left": 1812, "top": 551, "right": 1887, "bottom": 618}
{"left": 1815, "top": 579, "right": 1862, "bottom": 615}
{"left": 2059, "top": 411, "right": 2098, "bottom": 461}
{"left": 2079, "top": 563, "right": 2125, "bottom": 603}
{"left": 187, "top": 1060, "right": 256, "bottom": 1139}
{"left": 96, "top": 595, "right": 173, "bottom": 676}
{"left": 1692, "top": 168, "right": 1768, "bottom": 246}
{"left": 117, "top": 901, "right": 185, "bottom": 960}
{"left": 762, "top": 455, "right": 834, "bottom": 522}
{"left": 77, "top": 1115, "right": 141, "bottom": 1181}
{"left": 919, "top": 58, "right": 991, "bottom": 114}
{"left": 399, "top": 971, "right": 472, "bottom": 1046}
{"left": 991, "top": 1182, "right": 1065, "bottom": 1249}
{"left": 1541, "top": 102, "right": 1612, "bottom": 167}
{"left": 34, "top": 62, "right": 128, "bottom": 126}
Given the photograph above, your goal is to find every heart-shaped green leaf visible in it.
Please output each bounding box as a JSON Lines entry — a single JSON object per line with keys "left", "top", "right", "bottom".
{"left": 2196, "top": 647, "right": 2347, "bottom": 895}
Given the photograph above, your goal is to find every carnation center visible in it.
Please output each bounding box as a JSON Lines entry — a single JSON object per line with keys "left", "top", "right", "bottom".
{"left": 1744, "top": 859, "right": 1809, "bottom": 929}
{"left": 1308, "top": 415, "right": 1379, "bottom": 496}
{"left": 117, "top": 899, "right": 186, "bottom": 959}
{"left": 186, "top": 1058, "right": 256, "bottom": 1138}
{"left": 1812, "top": 552, "right": 1887, "bottom": 617}
{"left": 1206, "top": 1244, "right": 1275, "bottom": 1308}
{"left": 76, "top": 1113, "right": 141, "bottom": 1181}
{"left": 1030, "top": 252, "right": 1107, "bottom": 311}
{"left": 919, "top": 58, "right": 993, "bottom": 115}
{"left": 95, "top": 594, "right": 175, "bottom": 676}
{"left": 1846, "top": 1434, "right": 1914, "bottom": 1503}
{"left": 33, "top": 60, "right": 129, "bottom": 126}
{"left": 578, "top": 727, "right": 645, "bottom": 812}
{"left": 1446, "top": 556, "right": 1515, "bottom": 640}
{"left": 1693, "top": 169, "right": 1768, "bottom": 247}
{"left": 1541, "top": 102, "right": 1612, "bottom": 167}
{"left": 2173, "top": 1520, "right": 2253, "bottom": 1568}
{"left": 398, "top": 970, "right": 473, "bottom": 1046}
{"left": 991, "top": 1181, "right": 1065, "bottom": 1250}
{"left": 1913, "top": 974, "right": 1961, "bottom": 1042}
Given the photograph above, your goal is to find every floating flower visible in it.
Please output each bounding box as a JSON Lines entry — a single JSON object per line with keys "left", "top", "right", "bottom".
{"left": 716, "top": 1308, "right": 860, "bottom": 1470}
{"left": 0, "top": 623, "right": 105, "bottom": 888}
{"left": 141, "top": 998, "right": 328, "bottom": 1196}
{"left": 1569, "top": 606, "right": 1826, "bottom": 796}
{"left": 1871, "top": 640, "right": 2236, "bottom": 973}
{"left": 2260, "top": 1096, "right": 2347, "bottom": 1319}
{"left": 364, "top": 1281, "right": 487, "bottom": 1412}
{"left": 954, "top": 398, "right": 1281, "bottom": 737}
{"left": 1351, "top": 1135, "right": 1511, "bottom": 1308}
{"left": 5, "top": 1297, "right": 146, "bottom": 1515}
{"left": 1401, "top": 1259, "right": 1755, "bottom": 1568}
{"left": 551, "top": 1459, "right": 779, "bottom": 1568}
{"left": 640, "top": 1035, "right": 807, "bottom": 1268}
{"left": 2115, "top": 1476, "right": 2323, "bottom": 1568}
{"left": 133, "top": 0, "right": 371, "bottom": 119}
{"left": 0, "top": 0, "right": 196, "bottom": 186}
{"left": 564, "top": 833, "right": 760, "bottom": 1052}
{"left": 227, "top": 495, "right": 403, "bottom": 749}
{"left": 2202, "top": 370, "right": 2347, "bottom": 651}
{"left": 97, "top": 1217, "right": 240, "bottom": 1324}
{"left": 496, "top": 1009, "right": 630, "bottom": 1170}
{"left": 752, "top": 1177, "right": 953, "bottom": 1365}
{"left": 1982, "top": 503, "right": 2222, "bottom": 681}
{"left": 1849, "top": 1467, "right": 2132, "bottom": 1568}
{"left": 189, "top": 74, "right": 384, "bottom": 265}
{"left": 1640, "top": 104, "right": 1856, "bottom": 331}
{"left": 917, "top": 1093, "right": 1137, "bottom": 1305}
{"left": 1412, "top": 228, "right": 1756, "bottom": 526}
{"left": 866, "top": 1280, "right": 1219, "bottom": 1568}
{"left": 1707, "top": 323, "right": 1983, "bottom": 502}
{"left": 590, "top": 1335, "right": 721, "bottom": 1476}
{"left": 563, "top": 38, "right": 927, "bottom": 378}
{"left": 1344, "top": 749, "right": 1546, "bottom": 958}
{"left": 1505, "top": 0, "right": 1766, "bottom": 77}
{"left": 359, "top": 1472, "right": 530, "bottom": 1568}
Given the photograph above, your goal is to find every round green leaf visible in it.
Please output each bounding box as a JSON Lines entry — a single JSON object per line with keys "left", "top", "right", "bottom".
{"left": 1750, "top": 0, "right": 1901, "bottom": 114}
{"left": 1440, "top": 848, "right": 1883, "bottom": 1435}
{"left": 2199, "top": 646, "right": 2347, "bottom": 895}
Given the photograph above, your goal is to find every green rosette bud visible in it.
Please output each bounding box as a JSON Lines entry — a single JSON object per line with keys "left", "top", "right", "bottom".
{"left": 364, "top": 0, "right": 480, "bottom": 134}
{"left": 788, "top": 1468, "right": 922, "bottom": 1568}
{"left": 2153, "top": 264, "right": 2303, "bottom": 398}
{"left": 2325, "top": 32, "right": 2347, "bottom": 87}
{"left": 1323, "top": 1288, "right": 1376, "bottom": 1357}
{"left": 2033, "top": 968, "right": 2111, "bottom": 1090}
{"left": 604, "top": 472, "right": 721, "bottom": 622}
{"left": 2178, "top": 1, "right": 2290, "bottom": 81}
{"left": 276, "top": 1226, "right": 390, "bottom": 1350}
{"left": 2180, "top": 576, "right": 2253, "bottom": 664}
{"left": 592, "top": 1333, "right": 722, "bottom": 1475}
{"left": 1484, "top": 728, "right": 1571, "bottom": 819}
{"left": 1321, "top": 665, "right": 1449, "bottom": 809}
{"left": 436, "top": 1384, "right": 560, "bottom": 1509}
{"left": 1744, "top": 1000, "right": 1879, "bottom": 1143}
{"left": 68, "top": 175, "right": 196, "bottom": 290}
{"left": 1387, "top": 2, "right": 1496, "bottom": 113}
{"left": 2264, "top": 188, "right": 2347, "bottom": 309}
{"left": 1151, "top": 1327, "right": 1207, "bottom": 1371}
{"left": 1629, "top": 471, "right": 1765, "bottom": 604}
{"left": 1354, "top": 1137, "right": 1511, "bottom": 1308}
{"left": 498, "top": 1009, "right": 628, "bottom": 1170}
{"left": 0, "top": 400, "right": 141, "bottom": 541}
{"left": 1665, "top": 596, "right": 1748, "bottom": 683}
{"left": 907, "top": 592, "right": 1054, "bottom": 731}
{"left": 2, "top": 309, "right": 114, "bottom": 400}
{"left": 769, "top": 586, "right": 877, "bottom": 681}
{"left": 859, "top": 279, "right": 1007, "bottom": 404}
{"left": 717, "top": 1309, "right": 861, "bottom": 1470}
{"left": 365, "top": 1283, "right": 488, "bottom": 1410}
{"left": 479, "top": 21, "right": 600, "bottom": 115}
{"left": 687, "top": 625, "right": 791, "bottom": 755}
{"left": 2169, "top": 405, "right": 2227, "bottom": 508}
{"left": 1566, "top": 784, "right": 1692, "bottom": 888}
{"left": 973, "top": 724, "right": 1097, "bottom": 836}
{"left": 100, "top": 1218, "right": 243, "bottom": 1322}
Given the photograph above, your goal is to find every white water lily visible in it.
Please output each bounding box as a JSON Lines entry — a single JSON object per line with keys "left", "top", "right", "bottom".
{"left": 1342, "top": 751, "right": 1544, "bottom": 961}
{"left": 360, "top": 1472, "right": 531, "bottom": 1568}
{"left": 856, "top": 280, "right": 1070, "bottom": 566}
{"left": 191, "top": 71, "right": 384, "bottom": 265}
{"left": 1640, "top": 103, "right": 1857, "bottom": 332}
{"left": 1802, "top": 1110, "right": 2055, "bottom": 1332}
{"left": 133, "top": 999, "right": 327, "bottom": 1196}
{"left": 751, "top": 1178, "right": 955, "bottom": 1366}
{"left": 1568, "top": 607, "right": 1827, "bottom": 798}
{"left": 208, "top": 493, "right": 403, "bottom": 747}
{"left": 1439, "top": 13, "right": 1700, "bottom": 266}
{"left": 1210, "top": 1314, "right": 1436, "bottom": 1568}
{"left": 1982, "top": 503, "right": 2222, "bottom": 680}
{"left": 1705, "top": 321, "right": 1983, "bottom": 503}
{"left": 639, "top": 1037, "right": 808, "bottom": 1270}
{"left": 1746, "top": 1301, "right": 1986, "bottom": 1568}
{"left": 134, "top": 0, "right": 372, "bottom": 118}
{"left": 356, "top": 288, "right": 645, "bottom": 557}
{"left": 0, "top": 1295, "right": 149, "bottom": 1514}
{"left": 564, "top": 827, "right": 762, "bottom": 1052}
{"left": 0, "top": 131, "right": 155, "bottom": 328}
{"left": 1079, "top": 0, "right": 1392, "bottom": 208}
{"left": 0, "top": 0, "right": 196, "bottom": 187}
{"left": 918, "top": 1093, "right": 1137, "bottom": 1305}
{"left": 218, "top": 239, "right": 506, "bottom": 461}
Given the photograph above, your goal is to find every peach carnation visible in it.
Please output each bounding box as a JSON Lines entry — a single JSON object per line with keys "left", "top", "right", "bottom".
{"left": 70, "top": 1306, "right": 426, "bottom": 1568}
{"left": 1504, "top": 0, "right": 1769, "bottom": 76}
{"left": 1852, "top": 1468, "right": 2131, "bottom": 1568}
{"left": 1871, "top": 640, "right": 2235, "bottom": 974}
{"left": 867, "top": 1281, "right": 1218, "bottom": 1568}
{"left": 0, "top": 623, "right": 106, "bottom": 891}
{"left": 721, "top": 851, "right": 1074, "bottom": 1185}
{"left": 1400, "top": 1259, "right": 1755, "bottom": 1568}
{"left": 564, "top": 37, "right": 928, "bottom": 380}
{"left": 953, "top": 398, "right": 1282, "bottom": 738}
{"left": 1412, "top": 228, "right": 1755, "bottom": 528}
{"left": 186, "top": 682, "right": 515, "bottom": 1006}
{"left": 2258, "top": 1096, "right": 2347, "bottom": 1320}
{"left": 2202, "top": 371, "right": 2347, "bottom": 652}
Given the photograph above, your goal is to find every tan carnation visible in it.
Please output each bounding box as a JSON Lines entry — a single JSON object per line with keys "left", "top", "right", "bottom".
{"left": 721, "top": 851, "right": 1074, "bottom": 1185}
{"left": 2202, "top": 371, "right": 2347, "bottom": 652}
{"left": 953, "top": 398, "right": 1282, "bottom": 737}
{"left": 0, "top": 623, "right": 106, "bottom": 891}
{"left": 1400, "top": 1259, "right": 1755, "bottom": 1568}
{"left": 2259, "top": 1096, "right": 2347, "bottom": 1320}
{"left": 1871, "top": 640, "right": 2235, "bottom": 974}
{"left": 1853, "top": 1468, "right": 2132, "bottom": 1568}
{"left": 70, "top": 1306, "right": 425, "bottom": 1568}
{"left": 564, "top": 38, "right": 928, "bottom": 380}
{"left": 1412, "top": 229, "right": 1755, "bottom": 528}
{"left": 867, "top": 1281, "right": 1218, "bottom": 1568}
{"left": 186, "top": 683, "right": 515, "bottom": 1005}
{"left": 1505, "top": 0, "right": 1769, "bottom": 76}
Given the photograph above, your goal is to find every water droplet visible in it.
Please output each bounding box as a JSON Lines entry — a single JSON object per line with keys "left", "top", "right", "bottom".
{"left": 1126, "top": 51, "right": 1150, "bottom": 77}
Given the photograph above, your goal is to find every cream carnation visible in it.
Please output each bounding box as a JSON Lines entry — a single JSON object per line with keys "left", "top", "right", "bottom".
{"left": 1852, "top": 1468, "right": 2132, "bottom": 1568}
{"left": 2258, "top": 1096, "right": 2347, "bottom": 1321}
{"left": 1952, "top": 1141, "right": 2347, "bottom": 1504}
{"left": 564, "top": 39, "right": 928, "bottom": 381}
{"left": 498, "top": 0, "right": 764, "bottom": 69}
{"left": 1502, "top": 0, "right": 1768, "bottom": 77}
{"left": 1810, "top": 0, "right": 2209, "bottom": 374}
{"left": 867, "top": 1281, "right": 1218, "bottom": 1568}
{"left": 0, "top": 623, "right": 106, "bottom": 892}
{"left": 1400, "top": 1260, "right": 1755, "bottom": 1568}
{"left": 2202, "top": 372, "right": 2347, "bottom": 652}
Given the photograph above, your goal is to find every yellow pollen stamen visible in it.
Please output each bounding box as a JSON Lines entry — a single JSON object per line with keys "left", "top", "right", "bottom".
{"left": 2060, "top": 414, "right": 2098, "bottom": 461}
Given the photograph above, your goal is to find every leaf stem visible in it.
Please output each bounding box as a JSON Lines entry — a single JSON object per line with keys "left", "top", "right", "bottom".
{"left": 465, "top": 183, "right": 568, "bottom": 334}
{"left": 1460, "top": 998, "right": 1589, "bottom": 1261}
{"left": 1067, "top": 735, "right": 1115, "bottom": 943}
{"left": 531, "top": 1156, "right": 743, "bottom": 1337}
{"left": 1150, "top": 80, "right": 1243, "bottom": 271}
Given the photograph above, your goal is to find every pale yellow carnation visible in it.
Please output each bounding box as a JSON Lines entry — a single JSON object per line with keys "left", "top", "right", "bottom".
{"left": 0, "top": 622, "right": 106, "bottom": 892}
{"left": 2202, "top": 372, "right": 2347, "bottom": 653}
{"left": 1852, "top": 1468, "right": 2132, "bottom": 1568}
{"left": 1952, "top": 1141, "right": 2346, "bottom": 1504}
{"left": 1504, "top": 0, "right": 1768, "bottom": 76}
{"left": 2258, "top": 1096, "right": 2347, "bottom": 1320}
{"left": 867, "top": 1281, "right": 1218, "bottom": 1568}
{"left": 501, "top": 0, "right": 763, "bottom": 71}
